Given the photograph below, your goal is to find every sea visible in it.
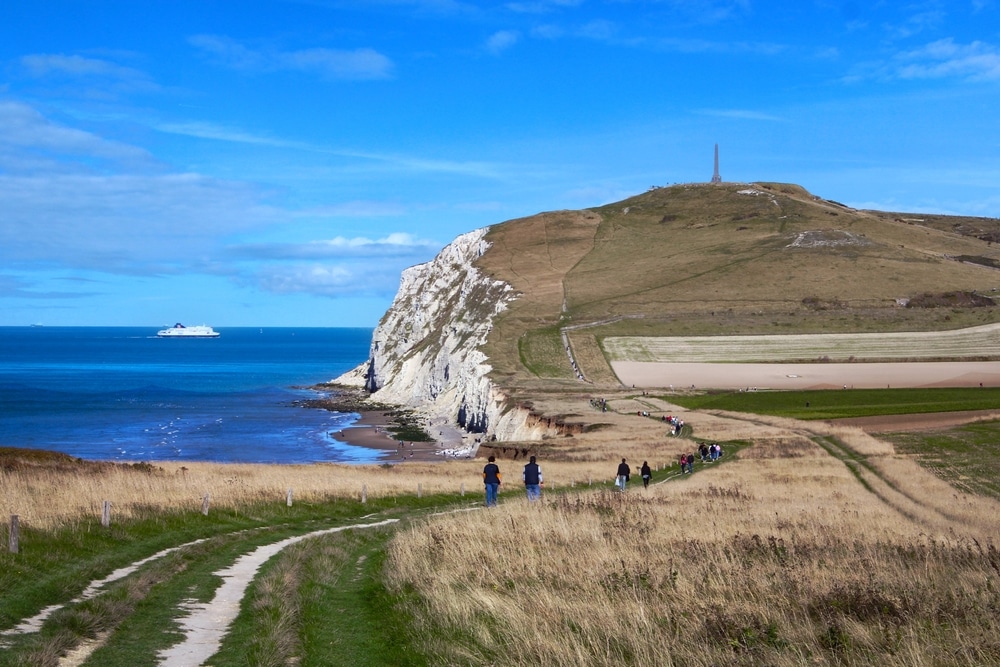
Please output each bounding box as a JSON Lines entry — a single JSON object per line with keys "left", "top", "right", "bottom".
{"left": 0, "top": 327, "right": 384, "bottom": 464}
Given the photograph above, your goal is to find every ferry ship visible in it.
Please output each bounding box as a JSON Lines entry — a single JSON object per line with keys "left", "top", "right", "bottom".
{"left": 156, "top": 323, "right": 220, "bottom": 338}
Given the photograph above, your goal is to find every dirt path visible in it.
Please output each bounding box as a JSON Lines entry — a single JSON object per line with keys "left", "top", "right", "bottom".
{"left": 155, "top": 518, "right": 398, "bottom": 667}
{"left": 0, "top": 538, "right": 209, "bottom": 644}
{"left": 29, "top": 520, "right": 398, "bottom": 667}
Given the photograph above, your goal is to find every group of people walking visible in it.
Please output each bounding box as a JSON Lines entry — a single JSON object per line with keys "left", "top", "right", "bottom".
{"left": 483, "top": 441, "right": 722, "bottom": 505}
{"left": 481, "top": 454, "right": 544, "bottom": 507}
{"left": 615, "top": 458, "right": 653, "bottom": 491}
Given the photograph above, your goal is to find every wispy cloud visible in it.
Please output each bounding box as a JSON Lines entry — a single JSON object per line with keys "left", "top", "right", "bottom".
{"left": 881, "top": 8, "right": 946, "bottom": 41}
{"left": 894, "top": 38, "right": 1000, "bottom": 81}
{"left": 247, "top": 261, "right": 406, "bottom": 297}
{"left": 0, "top": 274, "right": 98, "bottom": 300}
{"left": 18, "top": 53, "right": 159, "bottom": 94}
{"left": 652, "top": 36, "right": 785, "bottom": 55}
{"left": 0, "top": 100, "right": 154, "bottom": 169}
{"left": 696, "top": 108, "right": 786, "bottom": 122}
{"left": 230, "top": 233, "right": 439, "bottom": 260}
{"left": 485, "top": 30, "right": 520, "bottom": 55}
{"left": 189, "top": 34, "right": 394, "bottom": 80}
{"left": 505, "top": 0, "right": 582, "bottom": 14}
{"left": 153, "top": 119, "right": 504, "bottom": 177}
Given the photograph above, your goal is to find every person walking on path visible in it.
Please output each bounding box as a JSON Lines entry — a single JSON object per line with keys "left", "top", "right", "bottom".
{"left": 616, "top": 458, "right": 631, "bottom": 491}
{"left": 640, "top": 461, "right": 652, "bottom": 488}
{"left": 483, "top": 455, "right": 501, "bottom": 507}
{"left": 523, "top": 455, "right": 543, "bottom": 501}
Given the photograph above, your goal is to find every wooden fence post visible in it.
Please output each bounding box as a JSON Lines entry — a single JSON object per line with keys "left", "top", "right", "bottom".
{"left": 286, "top": 488, "right": 293, "bottom": 507}
{"left": 101, "top": 500, "right": 111, "bottom": 527}
{"left": 202, "top": 493, "right": 211, "bottom": 516}
{"left": 361, "top": 484, "right": 367, "bottom": 504}
{"left": 8, "top": 515, "right": 18, "bottom": 554}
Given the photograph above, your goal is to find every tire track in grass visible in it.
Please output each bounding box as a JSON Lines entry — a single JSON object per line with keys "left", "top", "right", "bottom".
{"left": 0, "top": 538, "right": 209, "bottom": 644}
{"left": 156, "top": 518, "right": 399, "bottom": 667}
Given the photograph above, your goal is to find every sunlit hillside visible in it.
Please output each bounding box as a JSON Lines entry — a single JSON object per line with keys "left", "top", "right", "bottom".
{"left": 476, "top": 182, "right": 1000, "bottom": 395}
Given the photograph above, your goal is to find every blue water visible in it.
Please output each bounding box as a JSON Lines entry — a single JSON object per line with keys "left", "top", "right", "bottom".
{"left": 0, "top": 327, "right": 383, "bottom": 463}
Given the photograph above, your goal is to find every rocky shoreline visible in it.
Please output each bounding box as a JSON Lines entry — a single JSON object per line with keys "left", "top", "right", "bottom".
{"left": 298, "top": 384, "right": 472, "bottom": 462}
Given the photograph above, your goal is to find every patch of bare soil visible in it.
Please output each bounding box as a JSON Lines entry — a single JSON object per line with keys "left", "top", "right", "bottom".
{"left": 827, "top": 409, "right": 1000, "bottom": 433}
{"left": 612, "top": 360, "right": 1000, "bottom": 390}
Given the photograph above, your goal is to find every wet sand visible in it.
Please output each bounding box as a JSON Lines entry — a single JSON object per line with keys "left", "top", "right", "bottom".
{"left": 331, "top": 410, "right": 466, "bottom": 462}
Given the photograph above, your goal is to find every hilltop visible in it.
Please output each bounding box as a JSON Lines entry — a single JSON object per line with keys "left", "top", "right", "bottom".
{"left": 341, "top": 182, "right": 1000, "bottom": 444}
{"left": 478, "top": 183, "right": 1000, "bottom": 390}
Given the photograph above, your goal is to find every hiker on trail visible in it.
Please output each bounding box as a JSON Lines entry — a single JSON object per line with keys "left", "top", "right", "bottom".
{"left": 616, "top": 458, "right": 631, "bottom": 491}
{"left": 640, "top": 461, "right": 652, "bottom": 488}
{"left": 523, "top": 455, "right": 543, "bottom": 501}
{"left": 483, "top": 455, "right": 501, "bottom": 507}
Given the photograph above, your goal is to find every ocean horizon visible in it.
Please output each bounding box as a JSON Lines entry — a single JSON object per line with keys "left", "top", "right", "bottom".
{"left": 0, "top": 326, "right": 383, "bottom": 464}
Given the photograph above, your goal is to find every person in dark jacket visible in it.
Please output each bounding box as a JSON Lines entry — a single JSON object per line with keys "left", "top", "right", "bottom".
{"left": 523, "top": 455, "right": 543, "bottom": 501}
{"left": 483, "top": 455, "right": 501, "bottom": 507}
{"left": 640, "top": 461, "right": 652, "bottom": 488}
{"left": 616, "top": 458, "right": 631, "bottom": 491}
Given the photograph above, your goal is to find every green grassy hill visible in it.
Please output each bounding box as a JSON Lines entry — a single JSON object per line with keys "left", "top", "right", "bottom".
{"left": 475, "top": 182, "right": 1000, "bottom": 394}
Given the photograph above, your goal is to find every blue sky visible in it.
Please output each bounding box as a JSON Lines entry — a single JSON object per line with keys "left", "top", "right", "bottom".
{"left": 2, "top": 0, "right": 999, "bottom": 327}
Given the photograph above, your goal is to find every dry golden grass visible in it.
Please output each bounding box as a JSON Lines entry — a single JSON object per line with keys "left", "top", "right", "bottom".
{"left": 384, "top": 407, "right": 1000, "bottom": 666}
{"left": 1, "top": 449, "right": 689, "bottom": 531}
{"left": 0, "top": 460, "right": 481, "bottom": 530}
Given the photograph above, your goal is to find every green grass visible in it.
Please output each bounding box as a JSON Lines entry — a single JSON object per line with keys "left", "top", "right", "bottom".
{"left": 0, "top": 491, "right": 477, "bottom": 666}
{"left": 881, "top": 420, "right": 1000, "bottom": 499}
{"left": 519, "top": 326, "right": 574, "bottom": 379}
{"left": 666, "top": 387, "right": 1000, "bottom": 420}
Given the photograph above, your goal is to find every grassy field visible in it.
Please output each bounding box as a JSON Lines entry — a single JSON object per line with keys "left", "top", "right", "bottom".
{"left": 385, "top": 418, "right": 1000, "bottom": 666}
{"left": 665, "top": 386, "right": 1000, "bottom": 420}
{"left": 6, "top": 184, "right": 1000, "bottom": 665}
{"left": 882, "top": 420, "right": 1000, "bottom": 499}
{"left": 5, "top": 391, "right": 1000, "bottom": 665}
{"left": 602, "top": 323, "right": 1000, "bottom": 363}
{"left": 475, "top": 183, "right": 1000, "bottom": 395}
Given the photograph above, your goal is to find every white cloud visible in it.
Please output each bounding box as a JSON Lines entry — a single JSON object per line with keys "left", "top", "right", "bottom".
{"left": 485, "top": 30, "right": 520, "bottom": 55}
{"left": 0, "top": 172, "right": 281, "bottom": 274}
{"left": 154, "top": 120, "right": 503, "bottom": 177}
{"left": 0, "top": 101, "right": 154, "bottom": 168}
{"left": 696, "top": 108, "right": 786, "bottom": 122}
{"left": 229, "top": 233, "right": 440, "bottom": 260}
{"left": 894, "top": 38, "right": 1000, "bottom": 81}
{"left": 189, "top": 35, "right": 394, "bottom": 80}
{"left": 505, "top": 0, "right": 582, "bottom": 14}
{"left": 249, "top": 261, "right": 410, "bottom": 297}
{"left": 18, "top": 53, "right": 159, "bottom": 94}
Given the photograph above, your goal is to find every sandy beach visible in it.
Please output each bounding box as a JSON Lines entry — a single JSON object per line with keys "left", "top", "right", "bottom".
{"left": 331, "top": 410, "right": 474, "bottom": 462}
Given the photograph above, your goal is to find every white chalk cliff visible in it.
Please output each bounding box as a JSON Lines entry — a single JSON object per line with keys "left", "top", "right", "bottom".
{"left": 336, "top": 227, "right": 540, "bottom": 444}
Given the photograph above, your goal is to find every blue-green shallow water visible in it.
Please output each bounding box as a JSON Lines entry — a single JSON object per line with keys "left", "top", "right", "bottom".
{"left": 0, "top": 327, "right": 381, "bottom": 463}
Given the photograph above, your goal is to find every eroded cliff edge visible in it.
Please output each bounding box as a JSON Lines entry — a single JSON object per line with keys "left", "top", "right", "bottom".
{"left": 335, "top": 227, "right": 550, "bottom": 448}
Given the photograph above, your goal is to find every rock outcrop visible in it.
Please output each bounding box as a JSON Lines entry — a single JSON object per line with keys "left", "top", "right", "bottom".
{"left": 336, "top": 227, "right": 543, "bottom": 446}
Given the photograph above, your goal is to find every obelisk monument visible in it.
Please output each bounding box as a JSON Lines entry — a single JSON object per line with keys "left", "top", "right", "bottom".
{"left": 711, "top": 143, "right": 722, "bottom": 184}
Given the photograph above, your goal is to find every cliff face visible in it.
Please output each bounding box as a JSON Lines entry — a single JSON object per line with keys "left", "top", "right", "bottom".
{"left": 337, "top": 227, "right": 543, "bottom": 442}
